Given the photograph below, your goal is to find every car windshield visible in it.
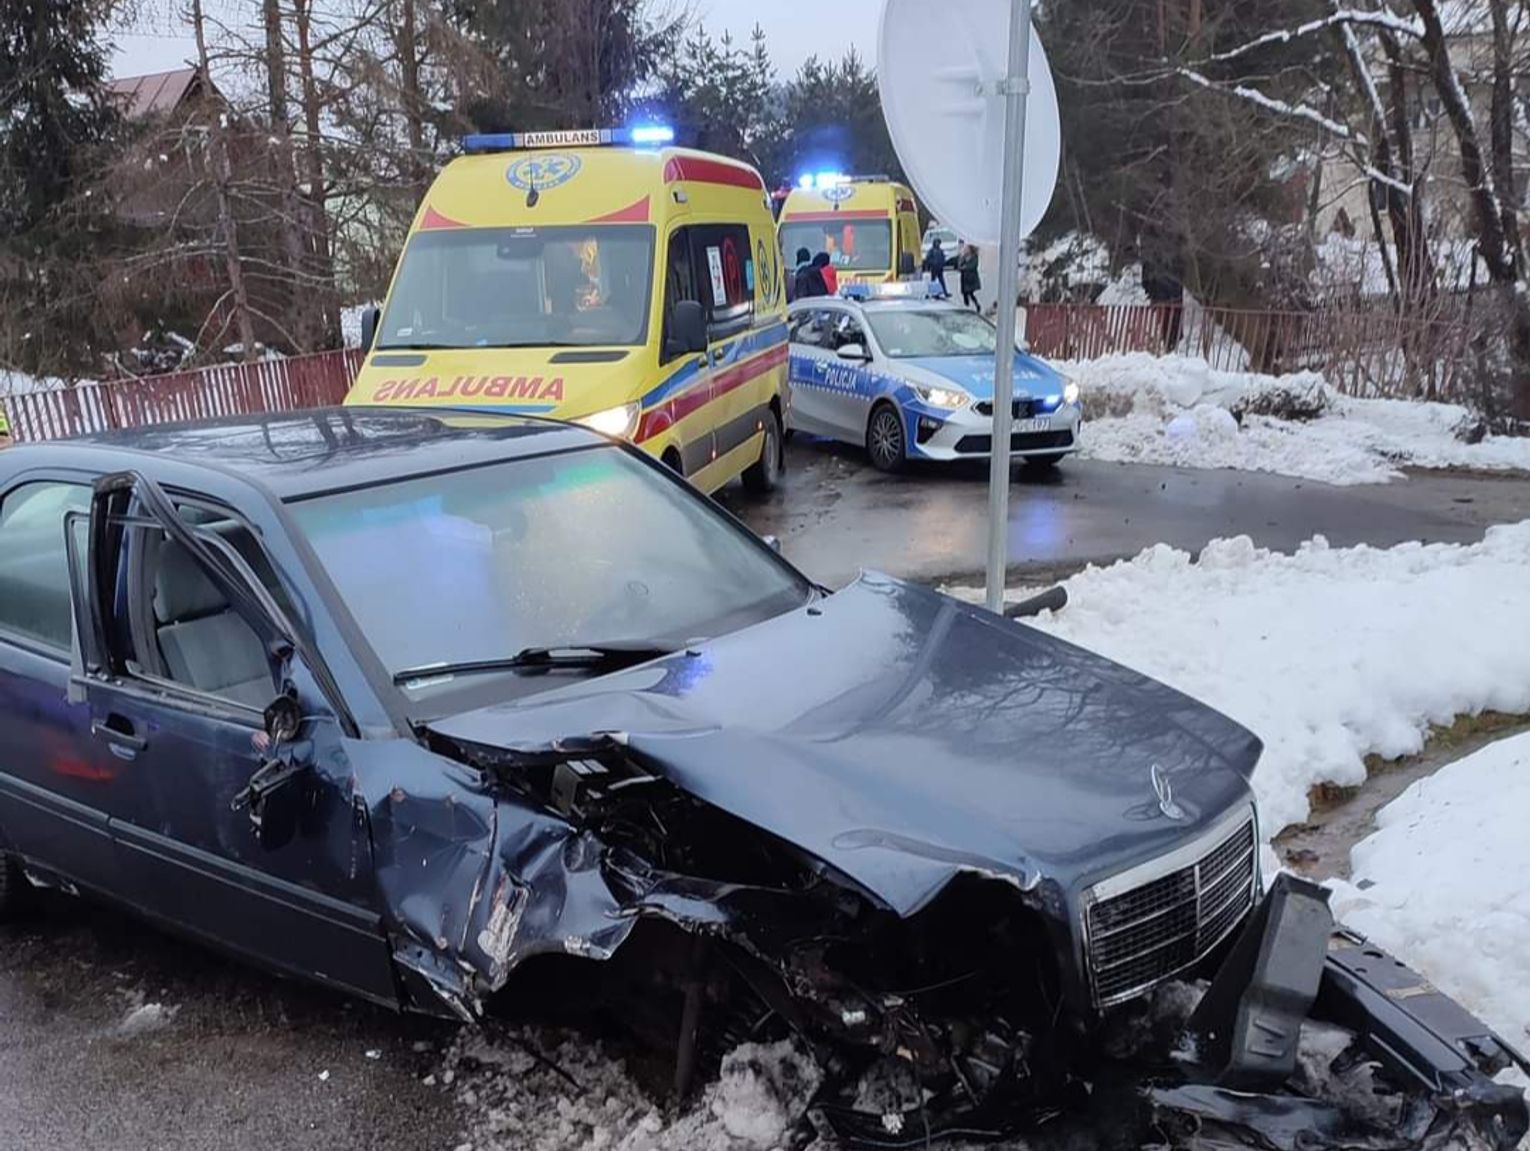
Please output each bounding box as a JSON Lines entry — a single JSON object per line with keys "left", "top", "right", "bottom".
{"left": 377, "top": 225, "right": 655, "bottom": 351}
{"left": 780, "top": 220, "right": 893, "bottom": 273}
{"left": 867, "top": 309, "right": 998, "bottom": 358}
{"left": 286, "top": 447, "right": 812, "bottom": 705}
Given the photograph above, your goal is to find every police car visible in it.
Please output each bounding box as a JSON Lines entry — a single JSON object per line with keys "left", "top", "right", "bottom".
{"left": 786, "top": 283, "right": 1082, "bottom": 472}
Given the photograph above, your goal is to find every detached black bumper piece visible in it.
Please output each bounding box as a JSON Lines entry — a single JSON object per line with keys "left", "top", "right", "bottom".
{"left": 1158, "top": 875, "right": 1529, "bottom": 1151}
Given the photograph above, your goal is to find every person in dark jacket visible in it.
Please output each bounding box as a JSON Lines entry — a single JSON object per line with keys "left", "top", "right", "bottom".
{"left": 957, "top": 243, "right": 982, "bottom": 312}
{"left": 813, "top": 251, "right": 839, "bottom": 296}
{"left": 923, "top": 239, "right": 949, "bottom": 297}
{"left": 794, "top": 249, "right": 830, "bottom": 299}
{"left": 787, "top": 247, "right": 812, "bottom": 302}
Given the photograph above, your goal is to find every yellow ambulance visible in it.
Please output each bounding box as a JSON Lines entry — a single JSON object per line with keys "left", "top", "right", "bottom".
{"left": 778, "top": 176, "right": 923, "bottom": 286}
{"left": 348, "top": 127, "right": 788, "bottom": 495}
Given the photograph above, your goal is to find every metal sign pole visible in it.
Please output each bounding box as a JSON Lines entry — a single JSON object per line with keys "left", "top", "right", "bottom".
{"left": 985, "top": 0, "right": 1034, "bottom": 614}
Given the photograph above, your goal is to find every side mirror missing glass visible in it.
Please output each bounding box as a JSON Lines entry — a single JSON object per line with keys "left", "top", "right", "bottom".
{"left": 360, "top": 306, "right": 380, "bottom": 353}
{"left": 264, "top": 692, "right": 303, "bottom": 746}
{"left": 232, "top": 691, "right": 311, "bottom": 850}
{"left": 672, "top": 300, "right": 708, "bottom": 356}
{"left": 837, "top": 343, "right": 870, "bottom": 362}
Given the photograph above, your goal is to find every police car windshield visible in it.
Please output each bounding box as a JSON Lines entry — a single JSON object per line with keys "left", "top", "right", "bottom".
{"left": 866, "top": 309, "right": 998, "bottom": 358}
{"left": 377, "top": 225, "right": 656, "bottom": 351}
{"left": 780, "top": 221, "right": 893, "bottom": 273}
{"left": 286, "top": 446, "right": 812, "bottom": 709}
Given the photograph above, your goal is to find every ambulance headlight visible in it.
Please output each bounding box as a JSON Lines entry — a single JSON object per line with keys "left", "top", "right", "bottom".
{"left": 915, "top": 385, "right": 969, "bottom": 410}
{"left": 1063, "top": 378, "right": 1081, "bottom": 406}
{"left": 576, "top": 402, "right": 641, "bottom": 439}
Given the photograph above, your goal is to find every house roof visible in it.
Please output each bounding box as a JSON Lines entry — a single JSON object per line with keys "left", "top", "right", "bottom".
{"left": 107, "top": 68, "right": 206, "bottom": 121}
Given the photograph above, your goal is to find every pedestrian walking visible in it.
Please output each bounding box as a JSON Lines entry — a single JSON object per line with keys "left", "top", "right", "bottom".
{"left": 958, "top": 243, "right": 982, "bottom": 312}
{"left": 923, "top": 239, "right": 949, "bottom": 297}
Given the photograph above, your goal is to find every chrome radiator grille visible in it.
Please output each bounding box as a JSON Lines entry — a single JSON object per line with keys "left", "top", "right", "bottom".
{"left": 1084, "top": 812, "right": 1258, "bottom": 1007}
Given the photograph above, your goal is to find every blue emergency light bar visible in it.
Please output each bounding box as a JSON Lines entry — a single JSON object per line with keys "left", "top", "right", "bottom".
{"left": 840, "top": 281, "right": 940, "bottom": 301}
{"left": 462, "top": 125, "right": 675, "bottom": 154}
{"left": 797, "top": 171, "right": 848, "bottom": 190}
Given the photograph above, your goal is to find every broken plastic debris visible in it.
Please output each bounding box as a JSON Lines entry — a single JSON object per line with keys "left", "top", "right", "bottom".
{"left": 882, "top": 1112, "right": 905, "bottom": 1135}
{"left": 841, "top": 1008, "right": 868, "bottom": 1026}
{"left": 318, "top": 1070, "right": 331, "bottom": 1082}
{"left": 365, "top": 1049, "right": 382, "bottom": 1060}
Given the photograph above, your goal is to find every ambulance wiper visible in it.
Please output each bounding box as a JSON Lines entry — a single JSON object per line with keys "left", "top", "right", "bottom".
{"left": 393, "top": 642, "right": 678, "bottom": 686}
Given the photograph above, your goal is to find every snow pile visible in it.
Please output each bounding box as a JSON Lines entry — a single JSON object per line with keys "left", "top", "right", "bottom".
{"left": 441, "top": 1029, "right": 819, "bottom": 1151}
{"left": 1327, "top": 732, "right": 1530, "bottom": 1081}
{"left": 1071, "top": 353, "right": 1530, "bottom": 484}
{"left": 952, "top": 523, "right": 1530, "bottom": 835}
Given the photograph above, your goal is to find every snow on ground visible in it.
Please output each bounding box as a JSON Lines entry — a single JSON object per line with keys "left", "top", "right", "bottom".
{"left": 1327, "top": 733, "right": 1530, "bottom": 1073}
{"left": 950, "top": 523, "right": 1530, "bottom": 836}
{"left": 1070, "top": 353, "right": 1530, "bottom": 484}
{"left": 440, "top": 1029, "right": 819, "bottom": 1151}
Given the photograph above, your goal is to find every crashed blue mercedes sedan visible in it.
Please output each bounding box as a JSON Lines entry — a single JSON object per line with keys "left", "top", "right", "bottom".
{"left": 0, "top": 410, "right": 1523, "bottom": 1148}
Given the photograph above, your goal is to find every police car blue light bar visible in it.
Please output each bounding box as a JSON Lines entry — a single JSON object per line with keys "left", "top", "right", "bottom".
{"left": 462, "top": 125, "right": 675, "bottom": 154}
{"left": 840, "top": 281, "right": 940, "bottom": 301}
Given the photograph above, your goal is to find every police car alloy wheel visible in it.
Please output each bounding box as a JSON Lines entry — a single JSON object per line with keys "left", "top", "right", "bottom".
{"left": 867, "top": 404, "right": 906, "bottom": 472}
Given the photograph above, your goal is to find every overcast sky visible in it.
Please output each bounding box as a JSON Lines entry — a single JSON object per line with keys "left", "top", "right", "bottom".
{"left": 110, "top": 0, "right": 872, "bottom": 83}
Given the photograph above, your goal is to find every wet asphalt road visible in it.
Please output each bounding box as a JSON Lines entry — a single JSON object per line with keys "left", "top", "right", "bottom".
{"left": 3, "top": 447, "right": 1529, "bottom": 1150}
{"left": 0, "top": 897, "right": 460, "bottom": 1151}
{"left": 720, "top": 437, "right": 1530, "bottom": 588}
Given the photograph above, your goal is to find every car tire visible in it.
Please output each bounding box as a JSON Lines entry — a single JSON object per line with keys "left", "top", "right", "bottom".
{"left": 866, "top": 403, "right": 907, "bottom": 473}
{"left": 0, "top": 852, "right": 24, "bottom": 921}
{"left": 742, "top": 410, "right": 783, "bottom": 496}
{"left": 1022, "top": 453, "right": 1066, "bottom": 471}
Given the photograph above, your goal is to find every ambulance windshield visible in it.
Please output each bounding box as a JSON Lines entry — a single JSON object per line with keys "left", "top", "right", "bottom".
{"left": 377, "top": 225, "right": 656, "bottom": 350}
{"left": 780, "top": 220, "right": 893, "bottom": 273}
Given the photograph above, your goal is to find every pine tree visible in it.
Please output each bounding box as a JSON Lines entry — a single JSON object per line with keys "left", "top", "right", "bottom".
{"left": 0, "top": 0, "right": 122, "bottom": 375}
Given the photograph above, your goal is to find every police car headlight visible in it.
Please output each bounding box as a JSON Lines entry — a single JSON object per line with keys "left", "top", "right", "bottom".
{"left": 915, "top": 385, "right": 970, "bottom": 410}
{"left": 1063, "top": 378, "right": 1081, "bottom": 406}
{"left": 575, "top": 402, "right": 641, "bottom": 439}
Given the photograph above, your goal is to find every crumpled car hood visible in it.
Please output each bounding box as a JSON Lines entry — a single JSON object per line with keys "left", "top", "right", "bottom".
{"left": 427, "top": 574, "right": 1262, "bottom": 916}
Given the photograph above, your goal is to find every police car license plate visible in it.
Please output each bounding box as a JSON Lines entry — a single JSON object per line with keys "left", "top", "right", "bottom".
{"left": 1015, "top": 416, "right": 1050, "bottom": 432}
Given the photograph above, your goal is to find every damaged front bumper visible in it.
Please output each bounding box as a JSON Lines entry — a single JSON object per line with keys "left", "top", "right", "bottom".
{"left": 362, "top": 734, "right": 1525, "bottom": 1150}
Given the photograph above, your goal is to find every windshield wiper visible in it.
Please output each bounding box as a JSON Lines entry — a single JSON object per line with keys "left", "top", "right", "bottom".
{"left": 392, "top": 642, "right": 678, "bottom": 686}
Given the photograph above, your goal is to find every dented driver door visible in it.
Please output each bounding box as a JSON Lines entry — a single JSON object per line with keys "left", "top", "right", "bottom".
{"left": 66, "top": 473, "right": 398, "bottom": 1005}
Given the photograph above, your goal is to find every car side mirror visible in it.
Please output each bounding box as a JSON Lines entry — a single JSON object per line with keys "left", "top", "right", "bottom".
{"left": 264, "top": 692, "right": 303, "bottom": 747}
{"left": 837, "top": 343, "right": 870, "bottom": 362}
{"left": 360, "top": 306, "right": 380, "bottom": 353}
{"left": 672, "top": 300, "right": 708, "bottom": 355}
{"left": 763, "top": 534, "right": 782, "bottom": 554}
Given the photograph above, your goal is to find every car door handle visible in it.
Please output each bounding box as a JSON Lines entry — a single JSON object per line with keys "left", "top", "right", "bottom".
{"left": 92, "top": 715, "right": 147, "bottom": 756}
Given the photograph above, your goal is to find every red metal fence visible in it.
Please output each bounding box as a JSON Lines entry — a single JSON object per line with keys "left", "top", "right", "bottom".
{"left": 2, "top": 349, "right": 363, "bottom": 443}
{"left": 1023, "top": 302, "right": 1475, "bottom": 402}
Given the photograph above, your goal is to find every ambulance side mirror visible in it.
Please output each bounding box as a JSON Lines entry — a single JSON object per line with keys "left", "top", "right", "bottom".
{"left": 672, "top": 300, "right": 708, "bottom": 356}
{"left": 359, "top": 306, "right": 380, "bottom": 353}
{"left": 899, "top": 252, "right": 917, "bottom": 278}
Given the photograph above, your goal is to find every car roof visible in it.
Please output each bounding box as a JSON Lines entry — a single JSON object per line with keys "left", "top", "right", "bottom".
{"left": 2, "top": 408, "right": 602, "bottom": 500}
